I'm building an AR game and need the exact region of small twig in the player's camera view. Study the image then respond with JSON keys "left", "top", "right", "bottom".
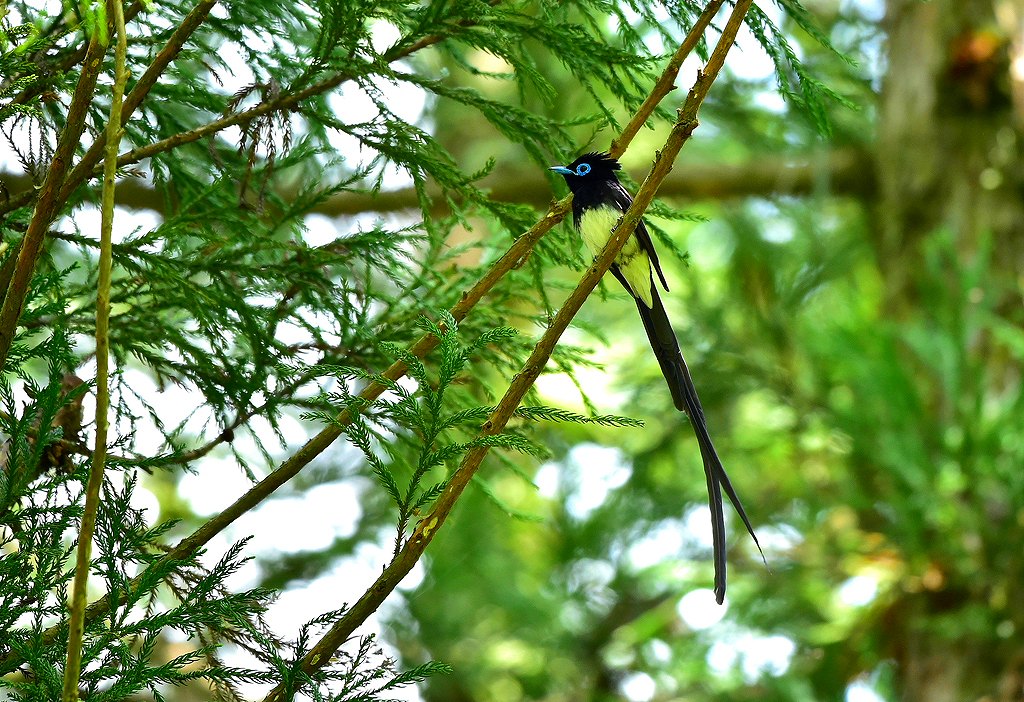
{"left": 0, "top": 0, "right": 218, "bottom": 372}
{"left": 110, "top": 1, "right": 503, "bottom": 172}
{"left": 61, "top": 0, "right": 128, "bottom": 698}
{"left": 261, "top": 0, "right": 754, "bottom": 696}
{"left": 0, "top": 0, "right": 220, "bottom": 220}
{"left": 4, "top": 1, "right": 146, "bottom": 109}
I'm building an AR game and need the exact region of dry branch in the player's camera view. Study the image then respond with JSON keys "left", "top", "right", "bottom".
{"left": 0, "top": 149, "right": 871, "bottom": 220}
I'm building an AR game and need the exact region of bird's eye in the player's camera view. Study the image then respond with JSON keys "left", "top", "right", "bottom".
{"left": 575, "top": 163, "right": 591, "bottom": 176}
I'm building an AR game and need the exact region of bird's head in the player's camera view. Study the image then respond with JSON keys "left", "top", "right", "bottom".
{"left": 549, "top": 152, "right": 621, "bottom": 191}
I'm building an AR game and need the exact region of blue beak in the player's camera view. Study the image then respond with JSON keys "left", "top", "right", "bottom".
{"left": 549, "top": 166, "right": 574, "bottom": 175}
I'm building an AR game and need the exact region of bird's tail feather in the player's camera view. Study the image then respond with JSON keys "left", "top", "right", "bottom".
{"left": 634, "top": 287, "right": 764, "bottom": 604}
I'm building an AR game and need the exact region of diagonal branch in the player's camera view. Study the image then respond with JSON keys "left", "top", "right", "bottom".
{"left": 108, "top": 0, "right": 501, "bottom": 174}
{"left": 0, "top": 1, "right": 722, "bottom": 676}
{"left": 609, "top": 0, "right": 723, "bottom": 157}
{"left": 261, "top": 1, "right": 754, "bottom": 697}
{"left": 0, "top": 30, "right": 107, "bottom": 373}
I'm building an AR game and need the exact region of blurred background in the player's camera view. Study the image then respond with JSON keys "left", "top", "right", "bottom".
{"left": 4, "top": 0, "right": 1024, "bottom": 700}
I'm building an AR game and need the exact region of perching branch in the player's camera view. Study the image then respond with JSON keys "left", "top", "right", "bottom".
{"left": 60, "top": 0, "right": 128, "bottom": 698}
{"left": 261, "top": 0, "right": 755, "bottom": 696}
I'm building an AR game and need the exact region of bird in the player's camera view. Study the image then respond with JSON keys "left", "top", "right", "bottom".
{"left": 550, "top": 151, "right": 761, "bottom": 604}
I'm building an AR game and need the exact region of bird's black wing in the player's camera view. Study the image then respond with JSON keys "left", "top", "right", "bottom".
{"left": 608, "top": 181, "right": 670, "bottom": 292}
{"left": 608, "top": 267, "right": 763, "bottom": 604}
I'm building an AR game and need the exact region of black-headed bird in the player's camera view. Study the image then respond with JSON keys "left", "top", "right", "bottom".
{"left": 550, "top": 152, "right": 761, "bottom": 604}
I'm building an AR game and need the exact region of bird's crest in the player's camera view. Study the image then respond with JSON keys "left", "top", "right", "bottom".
{"left": 568, "top": 151, "right": 621, "bottom": 173}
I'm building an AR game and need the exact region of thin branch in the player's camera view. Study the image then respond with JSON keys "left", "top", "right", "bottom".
{"left": 108, "top": 14, "right": 491, "bottom": 169}
{"left": 0, "top": 0, "right": 217, "bottom": 369}
{"left": 61, "top": 0, "right": 128, "bottom": 697}
{"left": 0, "top": 1, "right": 716, "bottom": 675}
{"left": 0, "top": 29, "right": 107, "bottom": 373}
{"left": 261, "top": 3, "right": 756, "bottom": 694}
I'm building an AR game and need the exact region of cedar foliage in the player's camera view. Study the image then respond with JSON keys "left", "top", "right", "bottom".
{"left": 0, "top": 1, "right": 838, "bottom": 700}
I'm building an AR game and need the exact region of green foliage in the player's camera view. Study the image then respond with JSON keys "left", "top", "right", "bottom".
{"left": 745, "top": 3, "right": 853, "bottom": 135}
{"left": 280, "top": 627, "right": 453, "bottom": 702}
{"left": 1, "top": 444, "right": 452, "bottom": 700}
{"left": 307, "top": 312, "right": 640, "bottom": 554}
{"left": 0, "top": 462, "right": 272, "bottom": 698}
{"left": 0, "top": 0, "right": 877, "bottom": 699}
{"left": 0, "top": 16, "right": 50, "bottom": 127}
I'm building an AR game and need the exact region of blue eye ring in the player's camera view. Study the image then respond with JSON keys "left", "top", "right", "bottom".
{"left": 575, "top": 163, "right": 591, "bottom": 176}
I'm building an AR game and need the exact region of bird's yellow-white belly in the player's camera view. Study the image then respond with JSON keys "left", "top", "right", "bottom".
{"left": 579, "top": 206, "right": 653, "bottom": 308}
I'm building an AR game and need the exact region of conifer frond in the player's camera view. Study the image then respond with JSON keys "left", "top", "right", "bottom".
{"left": 744, "top": 2, "right": 854, "bottom": 134}
{"left": 514, "top": 405, "right": 645, "bottom": 427}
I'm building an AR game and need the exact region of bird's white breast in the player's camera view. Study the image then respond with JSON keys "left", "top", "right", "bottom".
{"left": 579, "top": 205, "right": 654, "bottom": 308}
